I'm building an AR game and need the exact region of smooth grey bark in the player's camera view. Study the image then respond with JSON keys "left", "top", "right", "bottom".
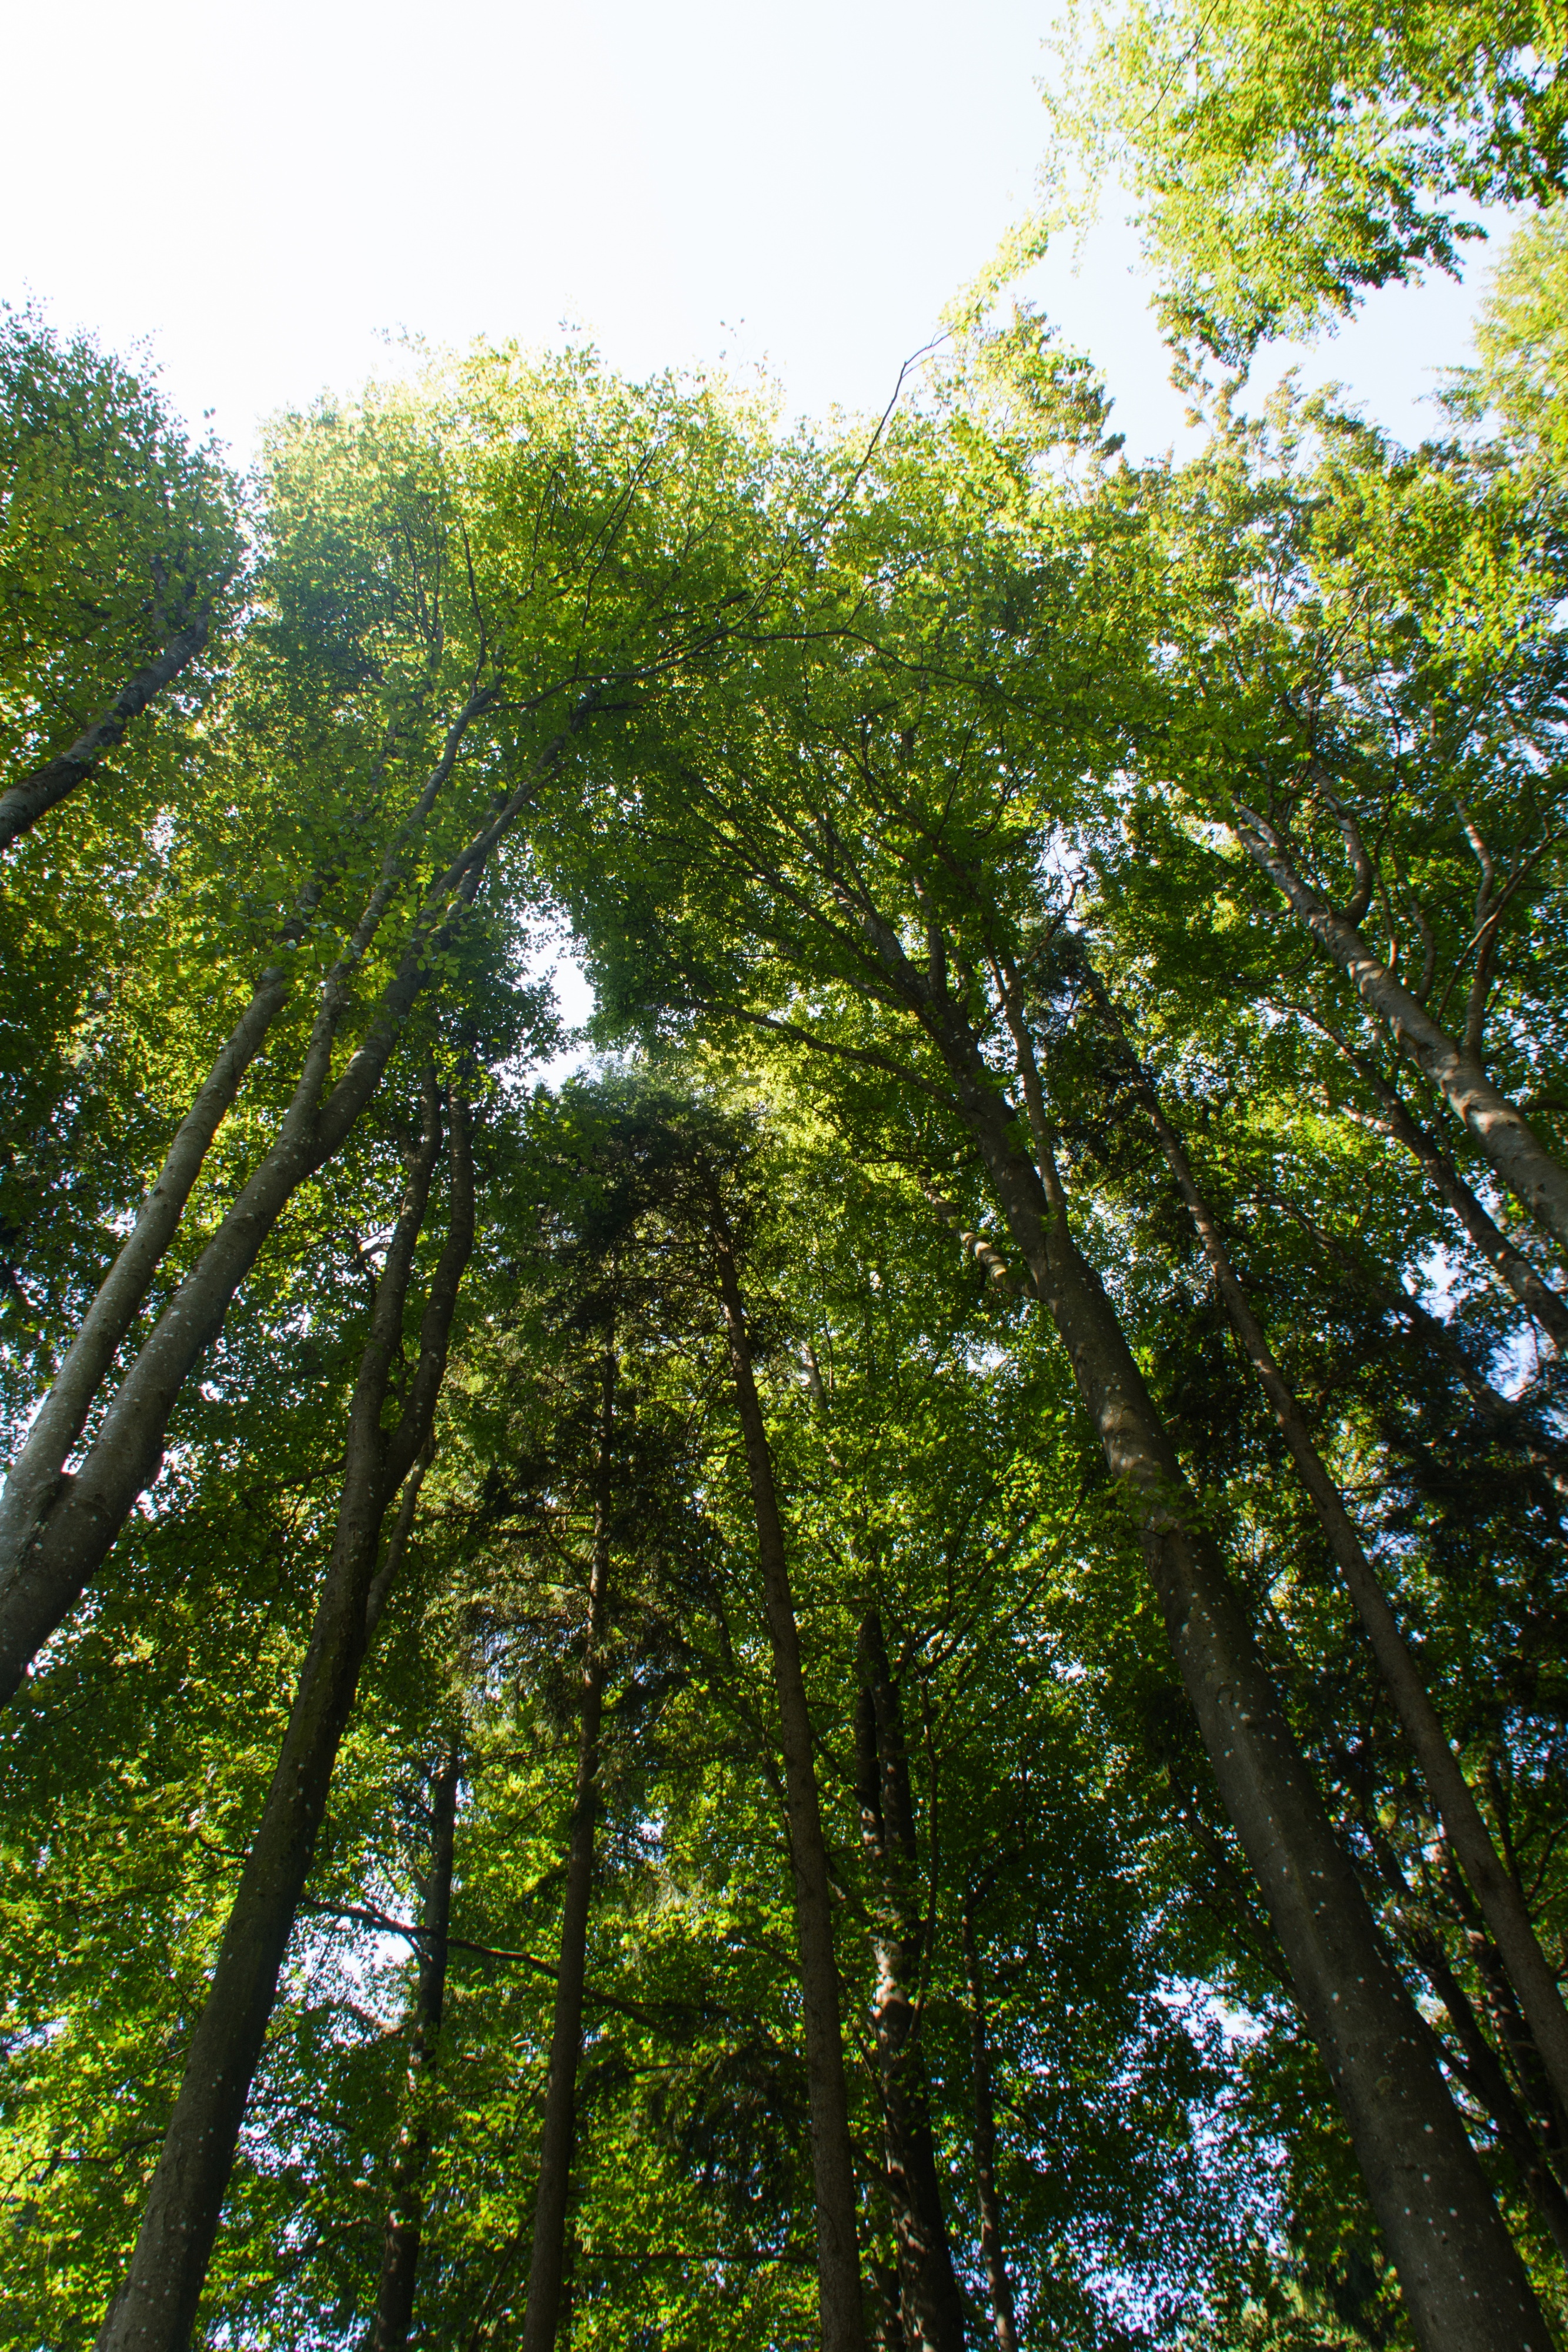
{"left": 366, "top": 1735, "right": 462, "bottom": 2352}
{"left": 958, "top": 1898, "right": 1019, "bottom": 2352}
{"left": 704, "top": 1180, "right": 867, "bottom": 2352}
{"left": 854, "top": 1611, "right": 966, "bottom": 2352}
{"left": 851, "top": 906, "right": 1549, "bottom": 2351}
{"left": 1086, "top": 973, "right": 1568, "bottom": 2136}
{"left": 95, "top": 1086, "right": 474, "bottom": 2352}
{"left": 520, "top": 1343, "right": 616, "bottom": 2352}
{"left": 0, "top": 885, "right": 322, "bottom": 1592}
{"left": 0, "top": 613, "right": 211, "bottom": 850}
{"left": 0, "top": 703, "right": 566, "bottom": 1709}
{"left": 1232, "top": 802, "right": 1568, "bottom": 1258}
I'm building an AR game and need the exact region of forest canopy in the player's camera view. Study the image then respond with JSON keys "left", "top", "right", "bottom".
{"left": 6, "top": 16, "right": 1568, "bottom": 2351}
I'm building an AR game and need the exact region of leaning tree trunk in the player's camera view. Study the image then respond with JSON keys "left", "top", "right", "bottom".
{"left": 0, "top": 704, "right": 573, "bottom": 1710}
{"left": 0, "top": 879, "right": 325, "bottom": 1591}
{"left": 855, "top": 1610, "right": 967, "bottom": 2352}
{"left": 520, "top": 1340, "right": 617, "bottom": 2352}
{"left": 1085, "top": 970, "right": 1568, "bottom": 2136}
{"left": 704, "top": 1177, "right": 867, "bottom": 2352}
{"left": 0, "top": 610, "right": 212, "bottom": 849}
{"left": 367, "top": 1734, "right": 463, "bottom": 2352}
{"left": 1335, "top": 1045, "right": 1568, "bottom": 1351}
{"left": 851, "top": 904, "right": 1551, "bottom": 2352}
{"left": 959, "top": 1898, "right": 1019, "bottom": 2352}
{"left": 1232, "top": 802, "right": 1568, "bottom": 1259}
{"left": 95, "top": 1085, "right": 474, "bottom": 2352}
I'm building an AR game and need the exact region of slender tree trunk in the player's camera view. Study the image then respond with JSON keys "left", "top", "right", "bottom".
{"left": 1087, "top": 975, "right": 1568, "bottom": 2136}
{"left": 851, "top": 907, "right": 1551, "bottom": 2351}
{"left": 367, "top": 1735, "right": 462, "bottom": 2352}
{"left": 959, "top": 1900, "right": 1019, "bottom": 2352}
{"left": 1403, "top": 1915, "right": 1568, "bottom": 2266}
{"left": 95, "top": 1087, "right": 474, "bottom": 2352}
{"left": 704, "top": 1182, "right": 867, "bottom": 2352}
{"left": 520, "top": 1341, "right": 617, "bottom": 2352}
{"left": 0, "top": 700, "right": 570, "bottom": 1709}
{"left": 855, "top": 1611, "right": 965, "bottom": 2352}
{"left": 1338, "top": 1049, "right": 1568, "bottom": 1350}
{"left": 0, "top": 613, "right": 212, "bottom": 850}
{"left": 1232, "top": 803, "right": 1568, "bottom": 1257}
{"left": 0, "top": 886, "right": 322, "bottom": 1590}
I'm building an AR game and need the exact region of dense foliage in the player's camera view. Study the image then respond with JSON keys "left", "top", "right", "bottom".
{"left": 6, "top": 45, "right": 1568, "bottom": 2352}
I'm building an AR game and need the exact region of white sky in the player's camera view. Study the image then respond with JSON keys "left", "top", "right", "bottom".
{"left": 2, "top": 0, "right": 1520, "bottom": 469}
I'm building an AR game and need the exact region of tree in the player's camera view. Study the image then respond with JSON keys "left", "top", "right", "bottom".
{"left": 1042, "top": 0, "right": 1568, "bottom": 364}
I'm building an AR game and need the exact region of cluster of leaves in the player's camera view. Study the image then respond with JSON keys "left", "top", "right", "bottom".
{"left": 5, "top": 108, "right": 1568, "bottom": 2348}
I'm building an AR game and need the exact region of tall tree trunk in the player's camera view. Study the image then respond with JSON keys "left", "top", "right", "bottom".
{"left": 1086, "top": 972, "right": 1568, "bottom": 2135}
{"left": 1231, "top": 803, "right": 1568, "bottom": 1258}
{"left": 520, "top": 1341, "right": 617, "bottom": 2352}
{"left": 703, "top": 1177, "right": 867, "bottom": 2352}
{"left": 855, "top": 1610, "right": 966, "bottom": 2352}
{"left": 850, "top": 904, "right": 1551, "bottom": 2351}
{"left": 959, "top": 1899, "right": 1019, "bottom": 2352}
{"left": 0, "top": 883, "right": 323, "bottom": 1590}
{"left": 0, "top": 702, "right": 570, "bottom": 1709}
{"left": 1333, "top": 1045, "right": 1568, "bottom": 1350}
{"left": 367, "top": 1734, "right": 463, "bottom": 2352}
{"left": 0, "top": 612, "right": 212, "bottom": 849}
{"left": 95, "top": 1085, "right": 474, "bottom": 2352}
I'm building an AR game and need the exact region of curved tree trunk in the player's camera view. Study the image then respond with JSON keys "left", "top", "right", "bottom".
{"left": 855, "top": 1611, "right": 966, "bottom": 2352}
{"left": 520, "top": 1341, "right": 617, "bottom": 2352}
{"left": 705, "top": 1178, "right": 867, "bottom": 2352}
{"left": 849, "top": 903, "right": 1552, "bottom": 2351}
{"left": 1232, "top": 804, "right": 1568, "bottom": 1258}
{"left": 0, "top": 613, "right": 211, "bottom": 850}
{"left": 367, "top": 1735, "right": 463, "bottom": 2352}
{"left": 95, "top": 1088, "right": 474, "bottom": 2352}
{"left": 0, "top": 700, "right": 573, "bottom": 1709}
{"left": 1335, "top": 1048, "right": 1568, "bottom": 1351}
{"left": 0, "top": 884, "right": 323, "bottom": 1591}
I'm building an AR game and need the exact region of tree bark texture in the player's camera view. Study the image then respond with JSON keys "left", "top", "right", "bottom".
{"left": 366, "top": 1735, "right": 462, "bottom": 2352}
{"left": 706, "top": 1187, "right": 867, "bottom": 2352}
{"left": 520, "top": 1342, "right": 617, "bottom": 2352}
{"left": 0, "top": 886, "right": 323, "bottom": 1593}
{"left": 1091, "top": 979, "right": 1568, "bottom": 2135}
{"left": 959, "top": 1900, "right": 1019, "bottom": 2352}
{"left": 0, "top": 613, "right": 211, "bottom": 850}
{"left": 854, "top": 1611, "right": 967, "bottom": 2352}
{"left": 1232, "top": 804, "right": 1568, "bottom": 1259}
{"left": 0, "top": 692, "right": 558, "bottom": 1708}
{"left": 95, "top": 1087, "right": 474, "bottom": 2352}
{"left": 855, "top": 909, "right": 1550, "bottom": 2352}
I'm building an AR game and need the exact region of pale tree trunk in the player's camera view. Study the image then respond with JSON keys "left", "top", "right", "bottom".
{"left": 0, "top": 706, "right": 570, "bottom": 1709}
{"left": 95, "top": 1084, "right": 474, "bottom": 2352}
{"left": 520, "top": 1341, "right": 617, "bottom": 2352}
{"left": 0, "top": 881, "right": 323, "bottom": 1591}
{"left": 1084, "top": 970, "right": 1568, "bottom": 2137}
{"left": 847, "top": 902, "right": 1551, "bottom": 2352}
{"left": 854, "top": 1610, "right": 966, "bottom": 2352}
{"left": 0, "top": 612, "right": 212, "bottom": 849}
{"left": 958, "top": 1899, "right": 1019, "bottom": 2352}
{"left": 704, "top": 1178, "right": 867, "bottom": 2352}
{"left": 366, "top": 1734, "right": 462, "bottom": 2352}
{"left": 1232, "top": 803, "right": 1568, "bottom": 1258}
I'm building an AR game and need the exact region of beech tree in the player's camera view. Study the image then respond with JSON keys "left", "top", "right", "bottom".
{"left": 8, "top": 203, "right": 1568, "bottom": 2352}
